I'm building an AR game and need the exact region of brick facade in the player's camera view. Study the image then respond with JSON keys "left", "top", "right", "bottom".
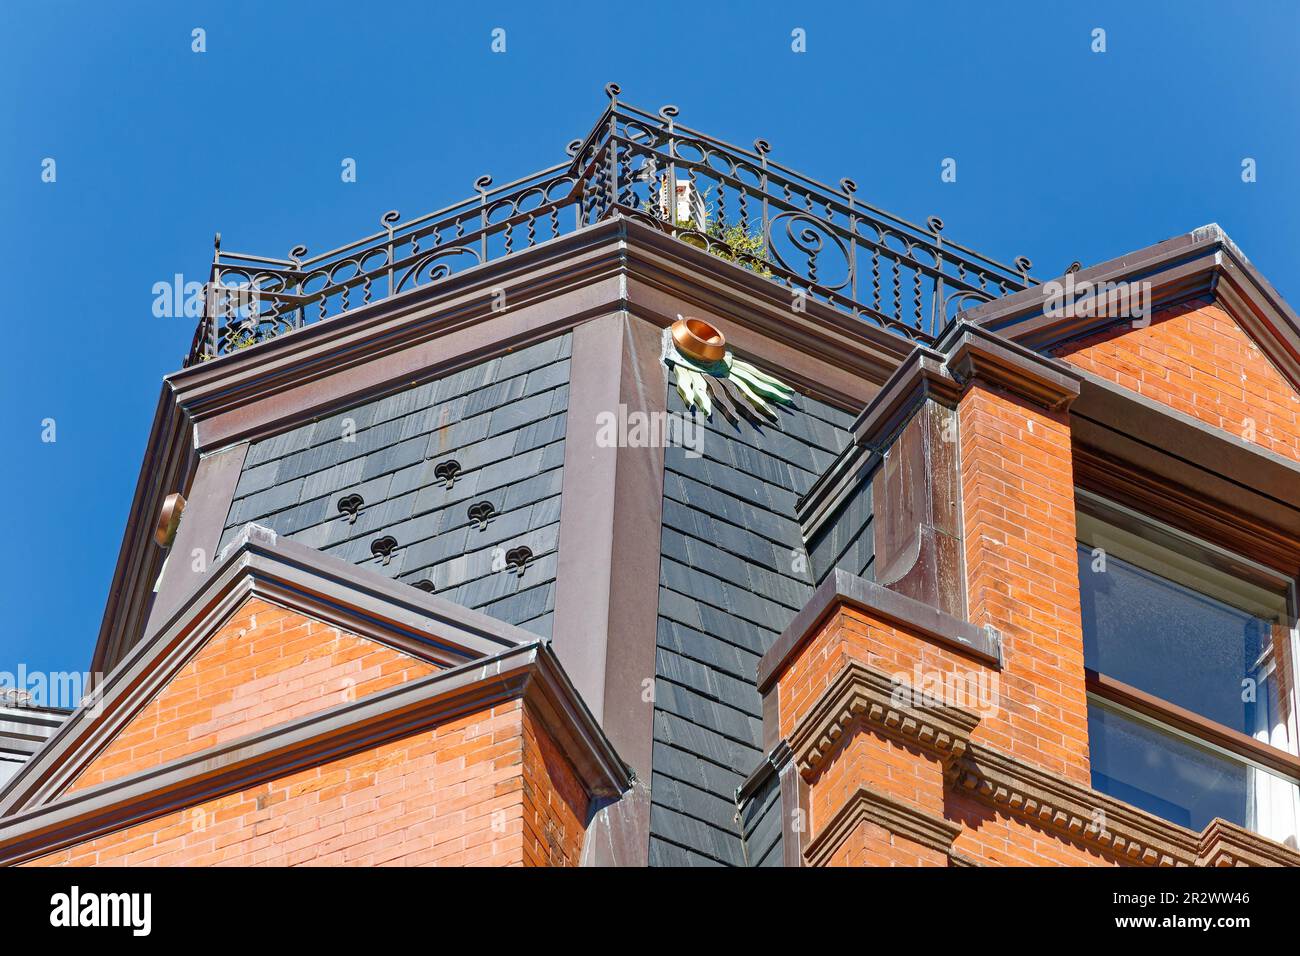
{"left": 3, "top": 584, "right": 613, "bottom": 867}
{"left": 26, "top": 701, "right": 585, "bottom": 867}
{"left": 1057, "top": 300, "right": 1300, "bottom": 464}
{"left": 760, "top": 307, "right": 1300, "bottom": 868}
{"left": 67, "top": 598, "right": 439, "bottom": 795}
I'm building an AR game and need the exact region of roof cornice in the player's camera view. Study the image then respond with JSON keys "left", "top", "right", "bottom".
{"left": 959, "top": 224, "right": 1300, "bottom": 386}
{"left": 91, "top": 214, "right": 934, "bottom": 679}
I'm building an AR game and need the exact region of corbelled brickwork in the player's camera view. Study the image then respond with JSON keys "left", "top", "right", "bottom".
{"left": 1057, "top": 300, "right": 1300, "bottom": 463}
{"left": 67, "top": 598, "right": 439, "bottom": 794}
{"left": 26, "top": 702, "right": 588, "bottom": 867}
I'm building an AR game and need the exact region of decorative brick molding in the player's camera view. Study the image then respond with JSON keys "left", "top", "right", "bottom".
{"left": 789, "top": 659, "right": 981, "bottom": 778}
{"left": 804, "top": 785, "right": 962, "bottom": 867}
{"left": 1197, "top": 819, "right": 1300, "bottom": 868}
{"left": 948, "top": 743, "right": 1200, "bottom": 867}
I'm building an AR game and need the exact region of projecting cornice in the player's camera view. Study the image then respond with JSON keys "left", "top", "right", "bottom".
{"left": 788, "top": 658, "right": 982, "bottom": 779}
{"left": 797, "top": 321, "right": 1080, "bottom": 537}
{"left": 803, "top": 785, "right": 962, "bottom": 866}
{"left": 949, "top": 743, "right": 1197, "bottom": 868}
{"left": 959, "top": 224, "right": 1300, "bottom": 391}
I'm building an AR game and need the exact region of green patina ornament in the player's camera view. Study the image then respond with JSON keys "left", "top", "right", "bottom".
{"left": 665, "top": 334, "right": 796, "bottom": 427}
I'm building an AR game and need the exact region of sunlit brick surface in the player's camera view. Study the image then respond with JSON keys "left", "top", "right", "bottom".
{"left": 66, "top": 598, "right": 439, "bottom": 795}
{"left": 27, "top": 702, "right": 588, "bottom": 867}
{"left": 1057, "top": 300, "right": 1300, "bottom": 463}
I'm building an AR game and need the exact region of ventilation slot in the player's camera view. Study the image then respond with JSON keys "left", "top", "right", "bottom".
{"left": 370, "top": 536, "right": 398, "bottom": 565}
{"left": 433, "top": 460, "right": 462, "bottom": 490}
{"left": 467, "top": 501, "right": 496, "bottom": 531}
{"left": 337, "top": 494, "right": 364, "bottom": 524}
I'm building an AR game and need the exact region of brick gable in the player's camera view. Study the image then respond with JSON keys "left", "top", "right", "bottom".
{"left": 1057, "top": 300, "right": 1300, "bottom": 463}
{"left": 66, "top": 597, "right": 439, "bottom": 796}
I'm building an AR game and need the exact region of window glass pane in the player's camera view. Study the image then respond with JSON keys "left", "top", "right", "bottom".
{"left": 1089, "top": 700, "right": 1300, "bottom": 848}
{"left": 1076, "top": 509, "right": 1295, "bottom": 748}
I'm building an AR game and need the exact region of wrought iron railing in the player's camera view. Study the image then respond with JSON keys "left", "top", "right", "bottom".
{"left": 187, "top": 85, "right": 1035, "bottom": 366}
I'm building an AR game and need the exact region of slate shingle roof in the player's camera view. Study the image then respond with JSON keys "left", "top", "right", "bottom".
{"left": 219, "top": 334, "right": 572, "bottom": 636}
{"left": 649, "top": 385, "right": 855, "bottom": 866}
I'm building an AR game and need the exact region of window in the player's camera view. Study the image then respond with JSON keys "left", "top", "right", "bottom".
{"left": 1077, "top": 491, "right": 1300, "bottom": 847}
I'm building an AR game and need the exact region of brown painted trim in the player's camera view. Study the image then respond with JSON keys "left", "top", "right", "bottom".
{"left": 870, "top": 400, "right": 967, "bottom": 619}
{"left": 1072, "top": 367, "right": 1300, "bottom": 512}
{"left": 0, "top": 525, "right": 539, "bottom": 817}
{"left": 0, "top": 641, "right": 630, "bottom": 866}
{"left": 938, "top": 321, "right": 1082, "bottom": 411}
{"left": 786, "top": 658, "right": 981, "bottom": 778}
{"left": 143, "top": 442, "right": 249, "bottom": 637}
{"left": 1086, "top": 669, "right": 1300, "bottom": 782}
{"left": 758, "top": 569, "right": 1000, "bottom": 694}
{"left": 800, "top": 320, "right": 1079, "bottom": 537}
{"left": 803, "top": 784, "right": 962, "bottom": 866}
{"left": 962, "top": 224, "right": 1300, "bottom": 394}
{"left": 550, "top": 314, "right": 624, "bottom": 725}
{"left": 782, "top": 754, "right": 810, "bottom": 868}
{"left": 958, "top": 226, "right": 1222, "bottom": 346}
{"left": 602, "top": 314, "right": 669, "bottom": 780}
{"left": 90, "top": 387, "right": 197, "bottom": 682}
{"left": 1073, "top": 444, "right": 1300, "bottom": 575}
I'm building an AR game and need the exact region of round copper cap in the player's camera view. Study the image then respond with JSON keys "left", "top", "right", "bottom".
{"left": 154, "top": 492, "right": 187, "bottom": 548}
{"left": 671, "top": 316, "right": 726, "bottom": 363}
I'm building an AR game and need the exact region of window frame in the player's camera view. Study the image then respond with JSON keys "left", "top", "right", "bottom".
{"left": 1075, "top": 488, "right": 1300, "bottom": 784}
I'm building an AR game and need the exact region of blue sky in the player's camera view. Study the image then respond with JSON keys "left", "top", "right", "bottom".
{"left": 2, "top": 0, "right": 1298, "bottom": 688}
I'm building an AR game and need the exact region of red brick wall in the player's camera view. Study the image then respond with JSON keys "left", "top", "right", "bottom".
{"left": 827, "top": 819, "right": 948, "bottom": 867}
{"left": 67, "top": 597, "right": 439, "bottom": 795}
{"left": 957, "top": 381, "right": 1090, "bottom": 783}
{"left": 26, "top": 701, "right": 590, "bottom": 867}
{"left": 1057, "top": 300, "right": 1300, "bottom": 463}
{"left": 25, "top": 597, "right": 594, "bottom": 866}
{"left": 945, "top": 791, "right": 1120, "bottom": 867}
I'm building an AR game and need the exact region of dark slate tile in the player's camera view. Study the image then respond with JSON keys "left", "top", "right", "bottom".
{"left": 233, "top": 460, "right": 280, "bottom": 498}
{"left": 653, "top": 775, "right": 743, "bottom": 833}
{"left": 245, "top": 421, "right": 317, "bottom": 467}
{"left": 433, "top": 358, "right": 502, "bottom": 403}
{"left": 462, "top": 374, "right": 530, "bottom": 418}
{"left": 523, "top": 360, "right": 570, "bottom": 396}
{"left": 519, "top": 612, "right": 554, "bottom": 640}
{"left": 648, "top": 837, "right": 726, "bottom": 868}
{"left": 652, "top": 709, "right": 761, "bottom": 775}
{"left": 512, "top": 413, "right": 567, "bottom": 455}
{"left": 501, "top": 468, "right": 563, "bottom": 511}
{"left": 655, "top": 680, "right": 761, "bottom": 748}
{"left": 296, "top": 458, "right": 366, "bottom": 505}
{"left": 497, "top": 336, "right": 566, "bottom": 379}
{"left": 360, "top": 435, "right": 426, "bottom": 481}
{"left": 656, "top": 618, "right": 758, "bottom": 684}
{"left": 485, "top": 387, "right": 566, "bottom": 438}
{"left": 478, "top": 580, "right": 554, "bottom": 623}
{"left": 655, "top": 648, "right": 759, "bottom": 712}
{"left": 650, "top": 738, "right": 747, "bottom": 797}
{"left": 648, "top": 804, "right": 745, "bottom": 867}
{"left": 228, "top": 477, "right": 305, "bottom": 524}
